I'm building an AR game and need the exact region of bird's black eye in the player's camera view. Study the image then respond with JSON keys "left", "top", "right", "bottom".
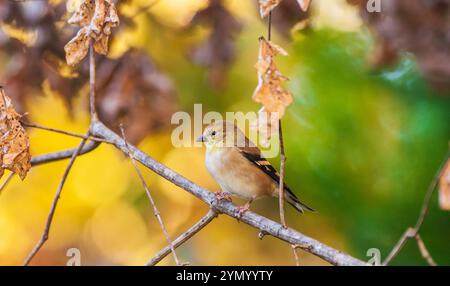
{"left": 211, "top": 131, "right": 216, "bottom": 136}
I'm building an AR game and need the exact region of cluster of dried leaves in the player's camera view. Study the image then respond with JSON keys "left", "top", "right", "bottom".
{"left": 349, "top": 0, "right": 450, "bottom": 91}
{"left": 252, "top": 0, "right": 311, "bottom": 145}
{"left": 0, "top": 88, "right": 31, "bottom": 180}
{"left": 0, "top": 1, "right": 177, "bottom": 143}
{"left": 64, "top": 0, "right": 119, "bottom": 66}
{"left": 252, "top": 37, "right": 292, "bottom": 145}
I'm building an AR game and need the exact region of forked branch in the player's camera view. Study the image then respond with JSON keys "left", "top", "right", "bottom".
{"left": 383, "top": 150, "right": 450, "bottom": 265}
{"left": 146, "top": 210, "right": 217, "bottom": 266}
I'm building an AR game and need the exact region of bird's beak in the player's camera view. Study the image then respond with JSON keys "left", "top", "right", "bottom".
{"left": 196, "top": 135, "right": 205, "bottom": 143}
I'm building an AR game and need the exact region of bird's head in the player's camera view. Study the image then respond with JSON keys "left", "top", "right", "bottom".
{"left": 197, "top": 120, "right": 246, "bottom": 149}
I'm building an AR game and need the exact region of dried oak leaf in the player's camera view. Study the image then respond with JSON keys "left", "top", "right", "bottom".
{"left": 258, "top": 0, "right": 282, "bottom": 18}
{"left": 296, "top": 0, "right": 311, "bottom": 11}
{"left": 64, "top": 0, "right": 119, "bottom": 66}
{"left": 258, "top": 0, "right": 311, "bottom": 18}
{"left": 439, "top": 157, "right": 450, "bottom": 211}
{"left": 0, "top": 88, "right": 31, "bottom": 180}
{"left": 252, "top": 37, "right": 292, "bottom": 145}
{"left": 252, "top": 107, "right": 280, "bottom": 147}
{"left": 253, "top": 37, "right": 292, "bottom": 117}
{"left": 255, "top": 0, "right": 311, "bottom": 39}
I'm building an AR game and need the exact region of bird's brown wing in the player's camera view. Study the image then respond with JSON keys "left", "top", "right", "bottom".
{"left": 237, "top": 146, "right": 281, "bottom": 184}
{"left": 237, "top": 144, "right": 315, "bottom": 213}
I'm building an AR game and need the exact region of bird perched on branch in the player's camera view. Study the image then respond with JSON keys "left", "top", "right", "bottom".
{"left": 197, "top": 120, "right": 314, "bottom": 216}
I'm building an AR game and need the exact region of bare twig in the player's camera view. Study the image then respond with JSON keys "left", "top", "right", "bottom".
{"left": 0, "top": 172, "right": 15, "bottom": 196}
{"left": 267, "top": 9, "right": 298, "bottom": 266}
{"left": 291, "top": 244, "right": 301, "bottom": 266}
{"left": 415, "top": 234, "right": 437, "bottom": 266}
{"left": 22, "top": 122, "right": 111, "bottom": 143}
{"left": 146, "top": 210, "right": 217, "bottom": 266}
{"left": 23, "top": 135, "right": 89, "bottom": 266}
{"left": 120, "top": 125, "right": 180, "bottom": 266}
{"left": 278, "top": 120, "right": 287, "bottom": 227}
{"left": 92, "top": 121, "right": 367, "bottom": 266}
{"left": 30, "top": 141, "right": 100, "bottom": 166}
{"left": 89, "top": 39, "right": 98, "bottom": 122}
{"left": 383, "top": 151, "right": 450, "bottom": 265}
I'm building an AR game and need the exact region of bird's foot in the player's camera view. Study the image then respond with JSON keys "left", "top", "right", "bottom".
{"left": 215, "top": 191, "right": 232, "bottom": 202}
{"left": 236, "top": 202, "right": 251, "bottom": 219}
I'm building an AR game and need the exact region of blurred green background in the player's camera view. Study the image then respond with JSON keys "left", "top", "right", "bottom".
{"left": 0, "top": 0, "right": 449, "bottom": 265}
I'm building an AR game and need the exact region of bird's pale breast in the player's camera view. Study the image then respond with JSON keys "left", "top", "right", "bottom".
{"left": 205, "top": 147, "right": 275, "bottom": 199}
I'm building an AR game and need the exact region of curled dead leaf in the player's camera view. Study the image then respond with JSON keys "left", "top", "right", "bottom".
{"left": 252, "top": 37, "right": 292, "bottom": 144}
{"left": 253, "top": 37, "right": 292, "bottom": 117}
{"left": 64, "top": 0, "right": 119, "bottom": 66}
{"left": 0, "top": 88, "right": 31, "bottom": 180}
{"left": 296, "top": 0, "right": 311, "bottom": 12}
{"left": 258, "top": 0, "right": 310, "bottom": 18}
{"left": 439, "top": 157, "right": 450, "bottom": 211}
{"left": 258, "top": 0, "right": 282, "bottom": 18}
{"left": 252, "top": 107, "right": 280, "bottom": 148}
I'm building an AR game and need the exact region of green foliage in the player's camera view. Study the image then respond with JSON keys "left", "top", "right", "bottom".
{"left": 284, "top": 29, "right": 450, "bottom": 265}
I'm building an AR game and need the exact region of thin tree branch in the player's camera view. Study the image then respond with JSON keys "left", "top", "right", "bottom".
{"left": 0, "top": 172, "right": 15, "bottom": 196}
{"left": 89, "top": 39, "right": 98, "bottom": 122}
{"left": 30, "top": 141, "right": 100, "bottom": 166}
{"left": 22, "top": 122, "right": 111, "bottom": 143}
{"left": 291, "top": 244, "right": 301, "bottom": 266}
{"left": 383, "top": 150, "right": 450, "bottom": 265}
{"left": 267, "top": 9, "right": 298, "bottom": 266}
{"left": 120, "top": 125, "right": 180, "bottom": 266}
{"left": 92, "top": 121, "right": 367, "bottom": 266}
{"left": 415, "top": 234, "right": 437, "bottom": 266}
{"left": 383, "top": 227, "right": 414, "bottom": 266}
{"left": 278, "top": 120, "right": 287, "bottom": 227}
{"left": 23, "top": 135, "right": 89, "bottom": 266}
{"left": 146, "top": 210, "right": 217, "bottom": 266}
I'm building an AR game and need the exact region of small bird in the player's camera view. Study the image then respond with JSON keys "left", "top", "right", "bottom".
{"left": 197, "top": 120, "right": 314, "bottom": 215}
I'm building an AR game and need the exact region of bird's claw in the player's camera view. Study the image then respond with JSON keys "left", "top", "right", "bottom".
{"left": 236, "top": 203, "right": 250, "bottom": 219}
{"left": 215, "top": 191, "right": 232, "bottom": 202}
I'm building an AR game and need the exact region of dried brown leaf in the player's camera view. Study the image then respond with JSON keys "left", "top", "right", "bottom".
{"left": 253, "top": 37, "right": 292, "bottom": 117}
{"left": 252, "top": 37, "right": 292, "bottom": 144}
{"left": 252, "top": 107, "right": 280, "bottom": 147}
{"left": 439, "top": 158, "right": 450, "bottom": 211}
{"left": 64, "top": 0, "right": 119, "bottom": 66}
{"left": 0, "top": 88, "right": 31, "bottom": 180}
{"left": 296, "top": 0, "right": 311, "bottom": 12}
{"left": 64, "top": 28, "right": 91, "bottom": 66}
{"left": 258, "top": 0, "right": 282, "bottom": 18}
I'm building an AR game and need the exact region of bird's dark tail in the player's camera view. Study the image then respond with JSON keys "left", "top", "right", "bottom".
{"left": 283, "top": 186, "right": 315, "bottom": 214}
